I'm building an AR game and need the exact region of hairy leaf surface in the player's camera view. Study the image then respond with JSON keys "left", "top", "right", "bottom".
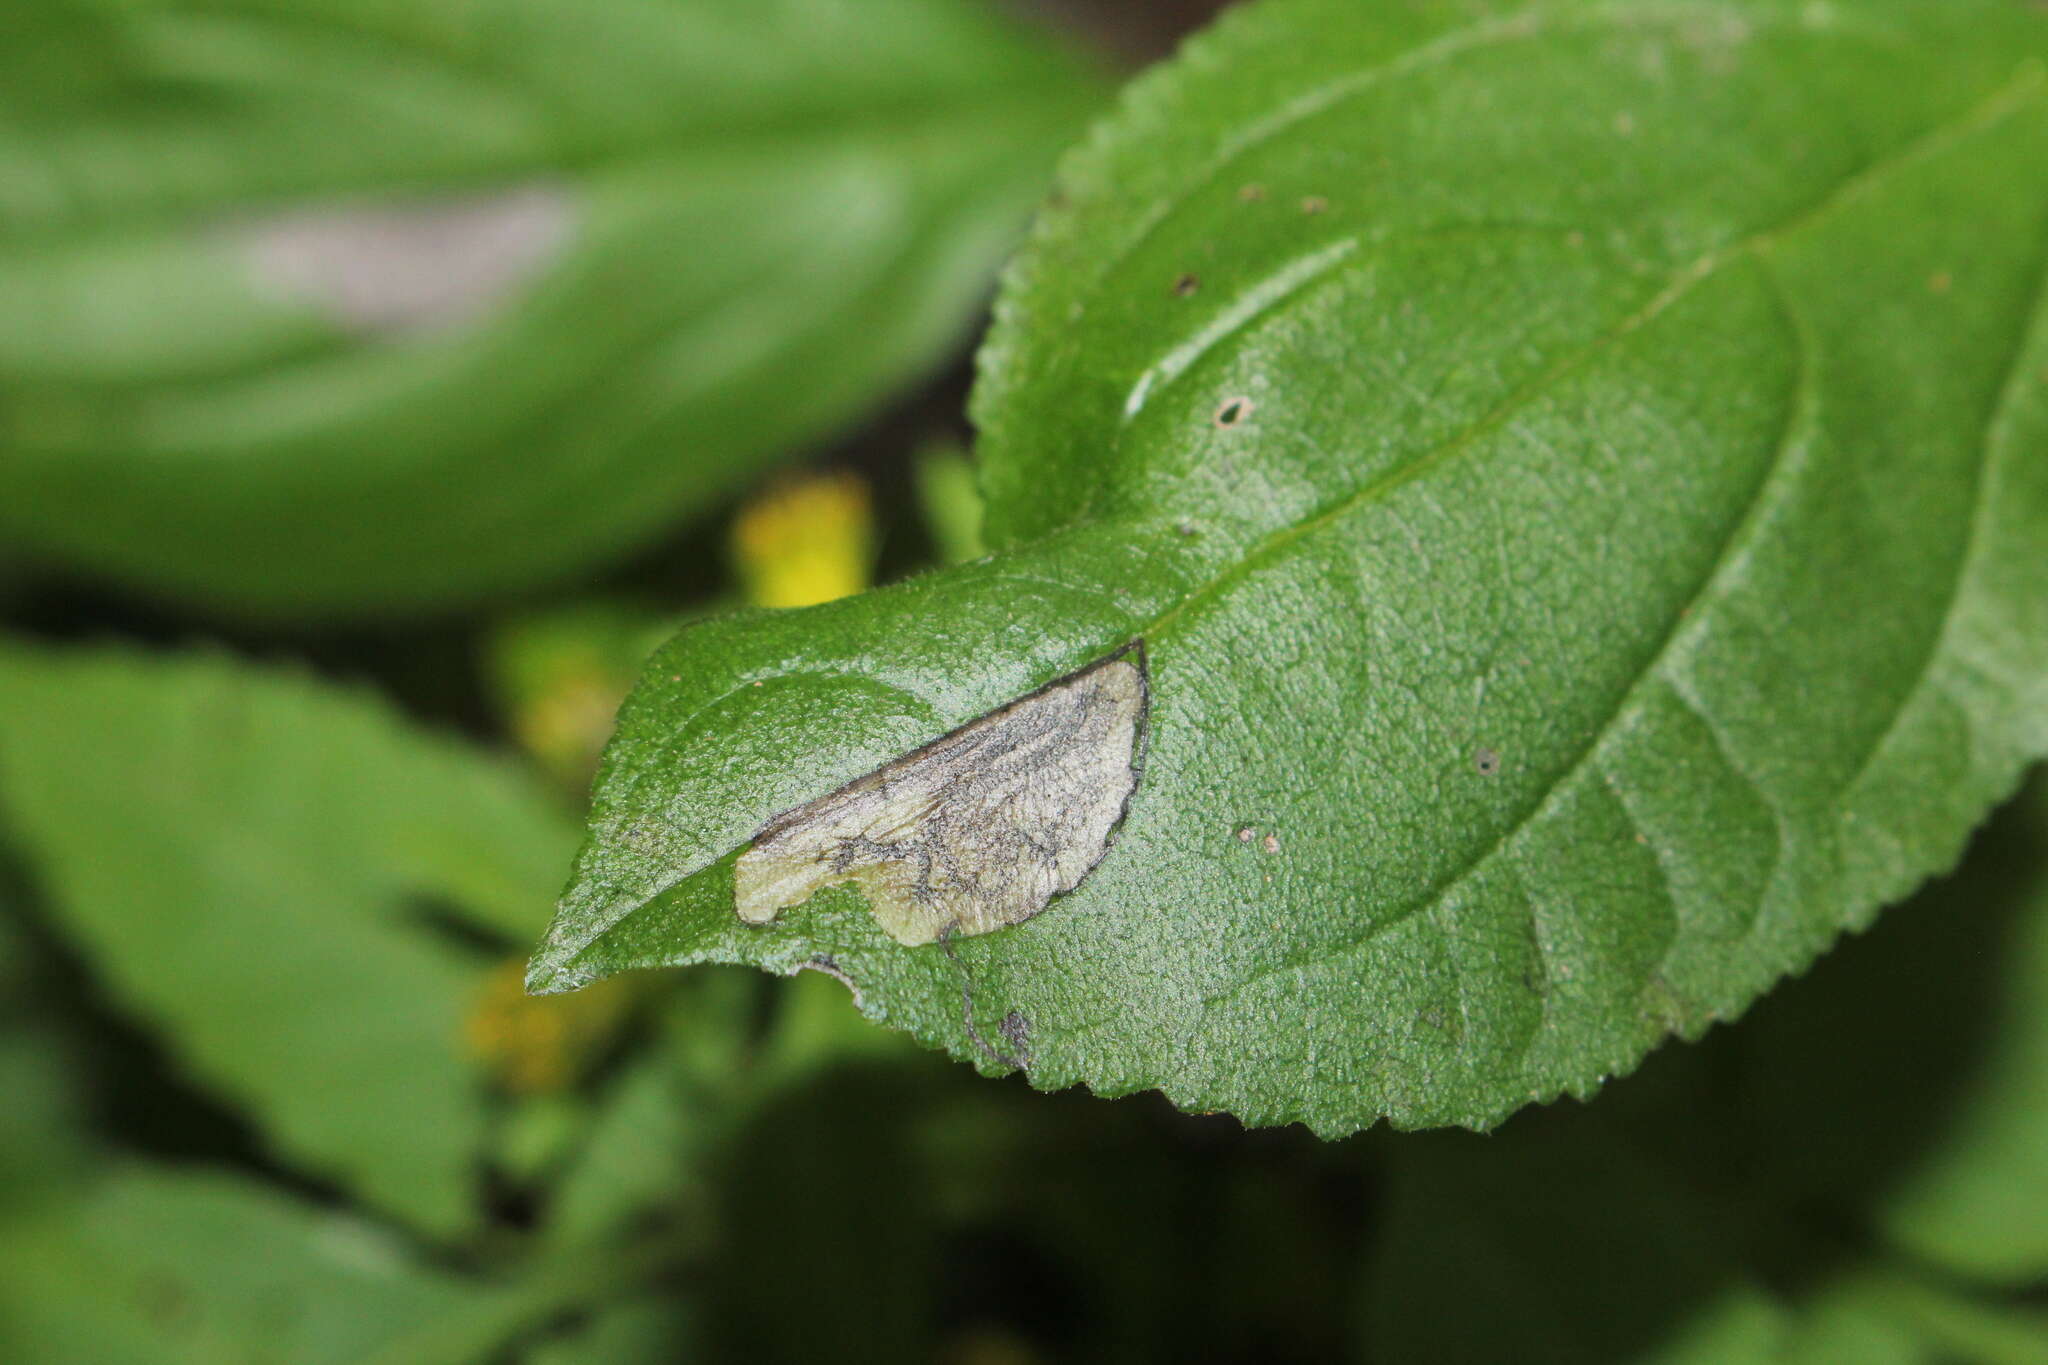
{"left": 532, "top": 0, "right": 2048, "bottom": 1132}
{"left": 0, "top": 0, "right": 1097, "bottom": 615}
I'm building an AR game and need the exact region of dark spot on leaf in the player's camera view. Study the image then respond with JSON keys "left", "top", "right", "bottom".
{"left": 1000, "top": 1010, "right": 1032, "bottom": 1062}
{"left": 1172, "top": 272, "right": 1200, "bottom": 297}
{"left": 1213, "top": 396, "right": 1254, "bottom": 428}
{"left": 1474, "top": 747, "right": 1501, "bottom": 776}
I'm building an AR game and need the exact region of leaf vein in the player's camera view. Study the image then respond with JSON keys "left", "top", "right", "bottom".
{"left": 1838, "top": 227, "right": 2048, "bottom": 803}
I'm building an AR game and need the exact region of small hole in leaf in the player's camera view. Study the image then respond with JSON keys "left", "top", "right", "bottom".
{"left": 1213, "top": 397, "right": 1253, "bottom": 428}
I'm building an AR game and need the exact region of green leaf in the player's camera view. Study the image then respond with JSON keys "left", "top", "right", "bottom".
{"left": 0, "top": 1165, "right": 483, "bottom": 1365}
{"left": 540, "top": 970, "right": 754, "bottom": 1249}
{"left": 1364, "top": 1114, "right": 2048, "bottom": 1365}
{"left": 1735, "top": 774, "right": 2048, "bottom": 1288}
{"left": 914, "top": 440, "right": 989, "bottom": 567}
{"left": 0, "top": 0, "right": 1100, "bottom": 617}
{"left": 1365, "top": 1116, "right": 1788, "bottom": 1364}
{"left": 1872, "top": 783, "right": 2048, "bottom": 1286}
{"left": 0, "top": 642, "right": 578, "bottom": 1235}
{"left": 531, "top": 0, "right": 2048, "bottom": 1133}
{"left": 486, "top": 599, "right": 681, "bottom": 792}
{"left": 524, "top": 1297, "right": 701, "bottom": 1365}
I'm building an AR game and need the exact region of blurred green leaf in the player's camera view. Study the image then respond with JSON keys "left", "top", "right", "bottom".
{"left": 1868, "top": 789, "right": 2048, "bottom": 1286}
{"left": 914, "top": 441, "right": 988, "bottom": 566}
{"left": 0, "top": 1165, "right": 483, "bottom": 1365}
{"left": 525, "top": 1296, "right": 701, "bottom": 1365}
{"left": 543, "top": 965, "right": 908, "bottom": 1252}
{"left": 0, "top": 642, "right": 577, "bottom": 1235}
{"left": 1781, "top": 1273, "right": 2048, "bottom": 1365}
{"left": 1364, "top": 1095, "right": 2048, "bottom": 1365}
{"left": 541, "top": 970, "right": 755, "bottom": 1249}
{"left": 0, "top": 907, "right": 97, "bottom": 1214}
{"left": 488, "top": 600, "right": 680, "bottom": 793}
{"left": 1735, "top": 776, "right": 2048, "bottom": 1288}
{"left": 530, "top": 0, "right": 2048, "bottom": 1135}
{"left": 0, "top": 0, "right": 1101, "bottom": 617}
{"left": 1365, "top": 1117, "right": 1789, "bottom": 1364}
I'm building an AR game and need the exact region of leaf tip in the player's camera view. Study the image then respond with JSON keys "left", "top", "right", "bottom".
{"left": 521, "top": 934, "right": 595, "bottom": 996}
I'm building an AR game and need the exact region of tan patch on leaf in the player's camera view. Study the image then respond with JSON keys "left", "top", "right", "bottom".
{"left": 734, "top": 654, "right": 1146, "bottom": 945}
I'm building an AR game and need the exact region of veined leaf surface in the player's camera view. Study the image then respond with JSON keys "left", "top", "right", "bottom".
{"left": 531, "top": 0, "right": 2048, "bottom": 1132}
{"left": 0, "top": 643, "right": 577, "bottom": 1232}
{"left": 0, "top": 0, "right": 1098, "bottom": 616}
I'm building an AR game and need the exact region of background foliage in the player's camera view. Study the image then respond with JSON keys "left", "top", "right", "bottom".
{"left": 1, "top": 1, "right": 2044, "bottom": 1362}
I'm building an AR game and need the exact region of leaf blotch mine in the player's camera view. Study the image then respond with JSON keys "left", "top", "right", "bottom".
{"left": 232, "top": 183, "right": 574, "bottom": 335}
{"left": 733, "top": 652, "right": 1147, "bottom": 946}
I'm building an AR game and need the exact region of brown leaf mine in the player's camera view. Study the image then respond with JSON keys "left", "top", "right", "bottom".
{"left": 734, "top": 653, "right": 1146, "bottom": 946}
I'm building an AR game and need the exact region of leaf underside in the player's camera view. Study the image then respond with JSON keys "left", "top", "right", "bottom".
{"left": 532, "top": 0, "right": 2048, "bottom": 1133}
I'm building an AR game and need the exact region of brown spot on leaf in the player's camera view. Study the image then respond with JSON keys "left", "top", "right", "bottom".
{"left": 1213, "top": 396, "right": 1254, "bottom": 428}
